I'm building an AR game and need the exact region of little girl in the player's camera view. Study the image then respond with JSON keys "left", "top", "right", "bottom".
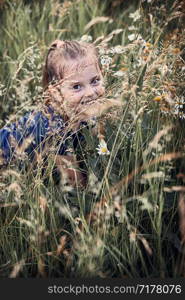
{"left": 0, "top": 39, "right": 120, "bottom": 186}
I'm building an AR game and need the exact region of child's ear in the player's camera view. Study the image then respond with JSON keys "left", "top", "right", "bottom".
{"left": 49, "top": 40, "right": 65, "bottom": 50}
{"left": 42, "top": 63, "right": 49, "bottom": 90}
{"left": 42, "top": 40, "right": 65, "bottom": 89}
{"left": 42, "top": 64, "right": 55, "bottom": 90}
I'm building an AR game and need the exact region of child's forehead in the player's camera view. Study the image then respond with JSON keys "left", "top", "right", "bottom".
{"left": 63, "top": 55, "right": 100, "bottom": 77}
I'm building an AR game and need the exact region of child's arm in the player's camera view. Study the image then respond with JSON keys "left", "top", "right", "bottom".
{"left": 0, "top": 111, "right": 47, "bottom": 168}
{"left": 0, "top": 117, "right": 29, "bottom": 167}
{"left": 0, "top": 128, "right": 11, "bottom": 167}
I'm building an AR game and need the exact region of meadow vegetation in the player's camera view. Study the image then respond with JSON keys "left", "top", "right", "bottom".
{"left": 0, "top": 0, "right": 185, "bottom": 277}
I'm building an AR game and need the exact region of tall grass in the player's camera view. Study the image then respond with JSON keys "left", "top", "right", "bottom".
{"left": 0, "top": 0, "right": 185, "bottom": 277}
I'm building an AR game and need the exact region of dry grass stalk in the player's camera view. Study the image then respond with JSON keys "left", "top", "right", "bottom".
{"left": 38, "top": 257, "right": 47, "bottom": 277}
{"left": 99, "top": 152, "right": 184, "bottom": 206}
{"left": 84, "top": 16, "right": 112, "bottom": 31}
{"left": 9, "top": 259, "right": 25, "bottom": 278}
{"left": 177, "top": 192, "right": 185, "bottom": 276}
{"left": 164, "top": 186, "right": 185, "bottom": 192}
{"left": 16, "top": 217, "right": 33, "bottom": 228}
{"left": 178, "top": 192, "right": 185, "bottom": 245}
{"left": 38, "top": 196, "right": 48, "bottom": 213}
{"left": 87, "top": 152, "right": 184, "bottom": 223}
{"left": 0, "top": 201, "right": 25, "bottom": 208}
{"left": 148, "top": 126, "right": 173, "bottom": 150}
{"left": 2, "top": 169, "right": 21, "bottom": 179}
{"left": 139, "top": 236, "right": 153, "bottom": 256}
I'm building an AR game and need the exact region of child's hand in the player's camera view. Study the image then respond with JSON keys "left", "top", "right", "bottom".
{"left": 54, "top": 154, "right": 86, "bottom": 188}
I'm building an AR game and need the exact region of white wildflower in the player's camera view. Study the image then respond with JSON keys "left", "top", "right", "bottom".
{"left": 80, "top": 35, "right": 93, "bottom": 43}
{"left": 128, "top": 33, "right": 136, "bottom": 41}
{"left": 129, "top": 10, "right": 141, "bottom": 22}
{"left": 128, "top": 25, "right": 136, "bottom": 31}
{"left": 133, "top": 34, "right": 145, "bottom": 44}
{"left": 114, "top": 45, "right": 125, "bottom": 54}
{"left": 137, "top": 35, "right": 145, "bottom": 42}
{"left": 172, "top": 97, "right": 185, "bottom": 119}
{"left": 100, "top": 55, "right": 112, "bottom": 66}
{"left": 159, "top": 65, "right": 168, "bottom": 77}
{"left": 114, "top": 70, "right": 125, "bottom": 77}
{"left": 96, "top": 139, "right": 110, "bottom": 155}
{"left": 107, "top": 48, "right": 116, "bottom": 54}
{"left": 137, "top": 58, "right": 145, "bottom": 66}
{"left": 98, "top": 48, "right": 106, "bottom": 55}
{"left": 179, "top": 114, "right": 185, "bottom": 119}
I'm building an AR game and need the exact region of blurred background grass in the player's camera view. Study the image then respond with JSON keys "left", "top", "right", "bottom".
{"left": 0, "top": 0, "right": 185, "bottom": 278}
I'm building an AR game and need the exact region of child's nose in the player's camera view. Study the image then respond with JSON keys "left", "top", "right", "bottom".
{"left": 84, "top": 85, "right": 94, "bottom": 98}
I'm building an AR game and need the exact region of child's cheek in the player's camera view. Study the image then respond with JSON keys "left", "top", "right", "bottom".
{"left": 63, "top": 95, "right": 80, "bottom": 112}
{"left": 69, "top": 93, "right": 81, "bottom": 105}
{"left": 98, "top": 85, "right": 105, "bottom": 97}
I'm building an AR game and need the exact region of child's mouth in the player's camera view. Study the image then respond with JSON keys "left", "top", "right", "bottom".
{"left": 81, "top": 99, "right": 96, "bottom": 105}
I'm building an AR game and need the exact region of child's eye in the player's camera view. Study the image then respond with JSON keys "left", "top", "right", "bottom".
{"left": 91, "top": 77, "right": 100, "bottom": 85}
{"left": 72, "top": 84, "right": 81, "bottom": 90}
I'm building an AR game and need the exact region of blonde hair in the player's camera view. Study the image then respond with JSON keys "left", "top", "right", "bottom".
{"left": 42, "top": 39, "right": 99, "bottom": 89}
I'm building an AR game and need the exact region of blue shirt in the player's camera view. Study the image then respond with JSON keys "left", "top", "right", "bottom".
{"left": 0, "top": 105, "right": 78, "bottom": 167}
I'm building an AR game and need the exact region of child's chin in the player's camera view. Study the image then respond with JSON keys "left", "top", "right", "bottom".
{"left": 66, "top": 101, "right": 109, "bottom": 128}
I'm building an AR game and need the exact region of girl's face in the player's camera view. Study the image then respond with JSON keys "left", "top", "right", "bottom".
{"left": 60, "top": 56, "right": 105, "bottom": 118}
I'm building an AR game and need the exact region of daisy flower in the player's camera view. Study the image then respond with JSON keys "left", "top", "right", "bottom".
{"left": 96, "top": 139, "right": 110, "bottom": 155}
{"left": 100, "top": 55, "right": 112, "bottom": 66}
{"left": 128, "top": 33, "right": 136, "bottom": 41}
{"left": 129, "top": 10, "right": 141, "bottom": 22}
{"left": 80, "top": 35, "right": 92, "bottom": 43}
{"left": 114, "top": 45, "right": 125, "bottom": 54}
{"left": 114, "top": 70, "right": 125, "bottom": 77}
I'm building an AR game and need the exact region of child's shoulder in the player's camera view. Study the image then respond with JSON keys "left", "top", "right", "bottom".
{"left": 20, "top": 105, "right": 65, "bottom": 131}
{"left": 0, "top": 105, "right": 66, "bottom": 140}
